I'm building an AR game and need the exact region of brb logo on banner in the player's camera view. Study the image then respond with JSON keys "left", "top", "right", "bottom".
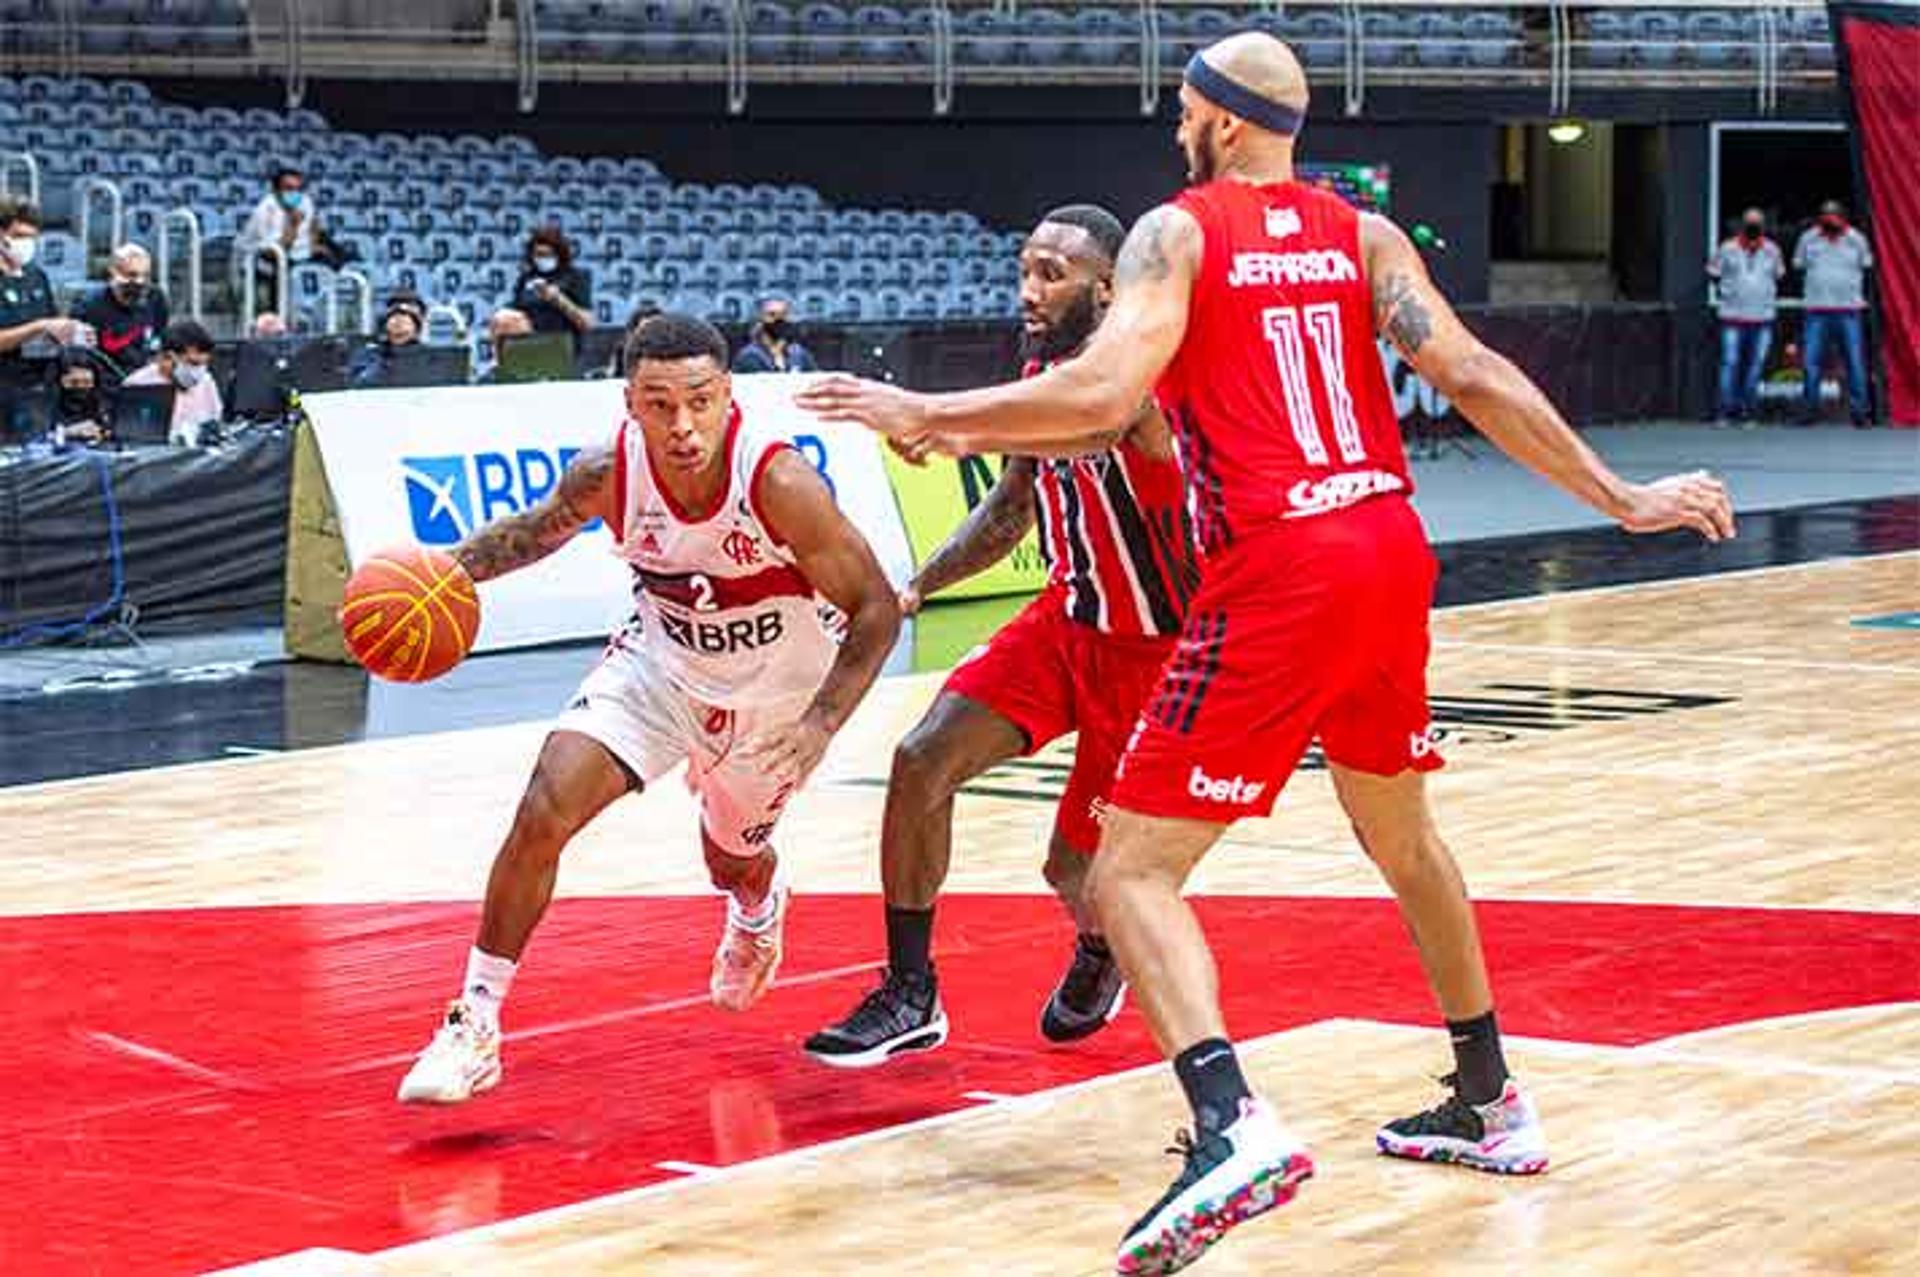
{"left": 403, "top": 448, "right": 599, "bottom": 545}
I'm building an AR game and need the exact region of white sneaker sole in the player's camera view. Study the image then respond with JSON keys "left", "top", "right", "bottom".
{"left": 1374, "top": 1130, "right": 1549, "bottom": 1175}
{"left": 398, "top": 1058, "right": 502, "bottom": 1106}
{"left": 806, "top": 1013, "right": 950, "bottom": 1069}
{"left": 1117, "top": 1150, "right": 1315, "bottom": 1276}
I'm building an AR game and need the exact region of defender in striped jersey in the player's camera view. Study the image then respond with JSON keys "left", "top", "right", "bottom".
{"left": 805, "top": 206, "right": 1200, "bottom": 1069}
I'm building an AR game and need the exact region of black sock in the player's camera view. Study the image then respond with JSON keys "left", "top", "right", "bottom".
{"left": 1078, "top": 933, "right": 1110, "bottom": 958}
{"left": 1173, "top": 1038, "right": 1251, "bottom": 1136}
{"left": 885, "top": 905, "right": 934, "bottom": 979}
{"left": 1446, "top": 1010, "right": 1510, "bottom": 1106}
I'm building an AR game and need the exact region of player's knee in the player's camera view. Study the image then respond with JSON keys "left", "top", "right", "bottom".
{"left": 889, "top": 726, "right": 960, "bottom": 804}
{"left": 507, "top": 774, "right": 580, "bottom": 857}
{"left": 1352, "top": 818, "right": 1438, "bottom": 876}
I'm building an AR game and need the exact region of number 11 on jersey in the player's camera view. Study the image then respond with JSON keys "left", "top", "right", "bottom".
{"left": 1263, "top": 303, "right": 1368, "bottom": 467}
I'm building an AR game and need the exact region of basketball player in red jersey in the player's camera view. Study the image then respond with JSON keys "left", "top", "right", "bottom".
{"left": 805, "top": 205, "right": 1200, "bottom": 1067}
{"left": 801, "top": 32, "right": 1734, "bottom": 1274}
{"left": 396, "top": 315, "right": 900, "bottom": 1105}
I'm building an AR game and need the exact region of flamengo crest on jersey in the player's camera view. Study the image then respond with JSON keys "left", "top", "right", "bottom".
{"left": 1155, "top": 180, "right": 1415, "bottom": 553}
{"left": 1022, "top": 360, "right": 1199, "bottom": 638}
{"left": 607, "top": 403, "right": 836, "bottom": 709}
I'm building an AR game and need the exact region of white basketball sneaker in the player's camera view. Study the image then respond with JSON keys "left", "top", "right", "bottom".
{"left": 397, "top": 1000, "right": 502, "bottom": 1105}
{"left": 1116, "top": 1097, "right": 1315, "bottom": 1275}
{"left": 1375, "top": 1074, "right": 1550, "bottom": 1174}
{"left": 710, "top": 884, "right": 788, "bottom": 1012}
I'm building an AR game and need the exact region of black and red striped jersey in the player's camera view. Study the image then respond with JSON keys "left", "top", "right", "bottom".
{"left": 1024, "top": 360, "right": 1200, "bottom": 638}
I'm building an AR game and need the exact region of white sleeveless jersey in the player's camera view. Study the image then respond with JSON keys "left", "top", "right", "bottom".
{"left": 607, "top": 403, "right": 835, "bottom": 708}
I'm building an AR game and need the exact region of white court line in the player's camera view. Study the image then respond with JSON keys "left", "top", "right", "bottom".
{"left": 654, "top": 1160, "right": 717, "bottom": 1176}
{"left": 962, "top": 1090, "right": 1016, "bottom": 1103}
{"left": 221, "top": 745, "right": 283, "bottom": 757}
{"left": 1434, "top": 638, "right": 1920, "bottom": 676}
{"left": 80, "top": 1029, "right": 262, "bottom": 1092}
{"left": 926, "top": 887, "right": 1920, "bottom": 917}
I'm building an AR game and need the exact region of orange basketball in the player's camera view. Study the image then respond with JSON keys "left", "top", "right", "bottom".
{"left": 338, "top": 545, "right": 481, "bottom": 683}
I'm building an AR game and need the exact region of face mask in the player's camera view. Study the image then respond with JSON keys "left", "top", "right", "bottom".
{"left": 532, "top": 253, "right": 559, "bottom": 274}
{"left": 113, "top": 278, "right": 149, "bottom": 302}
{"left": 5, "top": 235, "right": 36, "bottom": 267}
{"left": 1819, "top": 215, "right": 1844, "bottom": 234}
{"left": 277, "top": 190, "right": 303, "bottom": 210}
{"left": 761, "top": 317, "right": 791, "bottom": 342}
{"left": 61, "top": 388, "right": 99, "bottom": 415}
{"left": 173, "top": 363, "right": 208, "bottom": 390}
{"left": 1740, "top": 221, "right": 1763, "bottom": 241}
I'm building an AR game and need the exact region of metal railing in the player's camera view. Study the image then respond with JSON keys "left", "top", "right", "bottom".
{"left": 0, "top": 152, "right": 40, "bottom": 207}
{"left": 334, "top": 267, "right": 374, "bottom": 335}
{"left": 241, "top": 240, "right": 289, "bottom": 329}
{"left": 0, "top": 2, "right": 1840, "bottom": 122}
{"left": 157, "top": 206, "right": 203, "bottom": 322}
{"left": 74, "top": 176, "right": 124, "bottom": 269}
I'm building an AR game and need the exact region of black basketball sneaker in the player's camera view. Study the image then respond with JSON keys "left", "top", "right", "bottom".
{"left": 1040, "top": 934, "right": 1127, "bottom": 1043}
{"left": 804, "top": 967, "right": 949, "bottom": 1068}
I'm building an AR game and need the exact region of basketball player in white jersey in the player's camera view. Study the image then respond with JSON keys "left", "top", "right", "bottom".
{"left": 399, "top": 314, "right": 901, "bottom": 1104}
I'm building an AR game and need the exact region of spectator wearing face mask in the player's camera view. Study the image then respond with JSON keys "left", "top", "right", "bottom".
{"left": 348, "top": 291, "right": 428, "bottom": 387}
{"left": 732, "top": 297, "right": 818, "bottom": 374}
{"left": 75, "top": 243, "right": 170, "bottom": 379}
{"left": 52, "top": 349, "right": 112, "bottom": 449}
{"left": 1, "top": 196, "right": 95, "bottom": 439}
{"left": 498, "top": 226, "right": 592, "bottom": 340}
{"left": 238, "top": 166, "right": 322, "bottom": 319}
{"left": 1705, "top": 207, "right": 1784, "bottom": 426}
{"left": 123, "top": 320, "right": 224, "bottom": 446}
{"left": 1793, "top": 200, "right": 1876, "bottom": 427}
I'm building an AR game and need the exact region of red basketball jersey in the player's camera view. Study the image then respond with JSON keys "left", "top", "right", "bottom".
{"left": 1155, "top": 180, "right": 1413, "bottom": 555}
{"left": 1022, "top": 360, "right": 1199, "bottom": 638}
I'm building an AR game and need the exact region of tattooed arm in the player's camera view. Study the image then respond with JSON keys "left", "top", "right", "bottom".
{"left": 904, "top": 457, "right": 1038, "bottom": 610}
{"left": 451, "top": 444, "right": 616, "bottom": 582}
{"left": 796, "top": 205, "right": 1200, "bottom": 456}
{"left": 1361, "top": 215, "right": 1733, "bottom": 540}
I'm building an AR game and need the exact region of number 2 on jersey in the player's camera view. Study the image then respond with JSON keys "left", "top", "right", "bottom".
{"left": 1262, "top": 303, "right": 1367, "bottom": 466}
{"left": 690, "top": 573, "right": 718, "bottom": 612}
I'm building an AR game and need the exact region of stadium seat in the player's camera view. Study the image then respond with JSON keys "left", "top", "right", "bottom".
{"left": 797, "top": 3, "right": 852, "bottom": 60}
{"left": 1414, "top": 13, "right": 1469, "bottom": 68}
{"left": 1630, "top": 12, "right": 1683, "bottom": 67}
{"left": 956, "top": 7, "right": 1013, "bottom": 67}
{"left": 1687, "top": 12, "right": 1754, "bottom": 69}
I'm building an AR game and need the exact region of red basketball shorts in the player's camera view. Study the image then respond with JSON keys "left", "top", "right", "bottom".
{"left": 943, "top": 589, "right": 1176, "bottom": 852}
{"left": 1112, "top": 495, "right": 1443, "bottom": 824}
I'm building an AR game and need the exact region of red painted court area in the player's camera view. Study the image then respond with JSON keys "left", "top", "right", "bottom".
{"left": 4, "top": 893, "right": 1917, "bottom": 1275}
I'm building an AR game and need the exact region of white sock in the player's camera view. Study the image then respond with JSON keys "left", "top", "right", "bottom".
{"left": 462, "top": 947, "right": 517, "bottom": 1034}
{"left": 728, "top": 863, "right": 786, "bottom": 931}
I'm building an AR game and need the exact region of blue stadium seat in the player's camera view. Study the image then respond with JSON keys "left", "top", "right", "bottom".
{"left": 1016, "top": 6, "right": 1071, "bottom": 66}
{"left": 1461, "top": 12, "right": 1520, "bottom": 68}
{"left": 1414, "top": 13, "right": 1468, "bottom": 68}
{"left": 828, "top": 290, "right": 866, "bottom": 323}
{"left": 957, "top": 7, "right": 1013, "bottom": 67}
{"left": 796, "top": 3, "right": 851, "bottom": 60}
{"left": 1630, "top": 12, "right": 1683, "bottom": 67}
{"left": 1285, "top": 12, "right": 1347, "bottom": 69}
{"left": 1071, "top": 8, "right": 1132, "bottom": 67}
{"left": 750, "top": 2, "right": 797, "bottom": 60}
{"left": 1687, "top": 12, "right": 1754, "bottom": 69}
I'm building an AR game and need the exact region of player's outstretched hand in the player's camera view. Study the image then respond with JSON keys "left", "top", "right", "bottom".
{"left": 796, "top": 375, "right": 932, "bottom": 441}
{"left": 1618, "top": 471, "right": 1736, "bottom": 542}
{"left": 744, "top": 709, "right": 835, "bottom": 786}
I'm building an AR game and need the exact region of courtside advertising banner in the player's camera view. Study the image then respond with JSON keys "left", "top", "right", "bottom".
{"left": 302, "top": 375, "right": 916, "bottom": 652}
{"left": 881, "top": 448, "right": 1050, "bottom": 600}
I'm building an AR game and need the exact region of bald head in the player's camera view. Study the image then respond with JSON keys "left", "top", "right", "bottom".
{"left": 1200, "top": 32, "right": 1309, "bottom": 121}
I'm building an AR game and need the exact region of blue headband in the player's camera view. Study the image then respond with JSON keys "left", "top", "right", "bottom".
{"left": 1183, "top": 53, "right": 1303, "bottom": 137}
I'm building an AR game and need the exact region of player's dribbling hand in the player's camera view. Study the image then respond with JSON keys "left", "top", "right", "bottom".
{"left": 1619, "top": 471, "right": 1737, "bottom": 542}
{"left": 796, "top": 375, "right": 931, "bottom": 441}
{"left": 744, "top": 710, "right": 834, "bottom": 785}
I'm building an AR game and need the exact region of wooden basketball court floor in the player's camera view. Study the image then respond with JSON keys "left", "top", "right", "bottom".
{"left": 4, "top": 551, "right": 1918, "bottom": 1275}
